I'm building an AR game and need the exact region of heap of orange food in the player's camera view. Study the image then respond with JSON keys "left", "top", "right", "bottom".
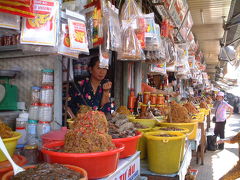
{"left": 168, "top": 101, "right": 191, "bottom": 123}
{"left": 0, "top": 120, "right": 14, "bottom": 138}
{"left": 200, "top": 101, "right": 208, "bottom": 109}
{"left": 183, "top": 102, "right": 199, "bottom": 114}
{"left": 64, "top": 111, "right": 115, "bottom": 153}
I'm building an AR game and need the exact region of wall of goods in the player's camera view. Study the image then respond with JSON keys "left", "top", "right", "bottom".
{"left": 0, "top": 0, "right": 214, "bottom": 179}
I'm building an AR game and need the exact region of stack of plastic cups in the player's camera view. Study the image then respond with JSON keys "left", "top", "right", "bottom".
{"left": 37, "top": 69, "right": 54, "bottom": 146}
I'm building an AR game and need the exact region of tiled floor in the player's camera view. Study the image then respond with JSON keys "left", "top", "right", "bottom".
{"left": 191, "top": 114, "right": 240, "bottom": 180}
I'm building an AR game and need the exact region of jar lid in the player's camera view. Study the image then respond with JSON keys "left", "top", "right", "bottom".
{"left": 41, "top": 69, "right": 54, "bottom": 73}
{"left": 157, "top": 94, "right": 163, "bottom": 96}
{"left": 24, "top": 144, "right": 38, "bottom": 150}
{"left": 32, "top": 86, "right": 41, "bottom": 90}
{"left": 150, "top": 105, "right": 156, "bottom": 107}
{"left": 39, "top": 121, "right": 51, "bottom": 124}
{"left": 157, "top": 105, "right": 165, "bottom": 107}
{"left": 151, "top": 94, "right": 157, "bottom": 96}
{"left": 41, "top": 86, "right": 53, "bottom": 89}
{"left": 31, "top": 103, "right": 40, "bottom": 106}
{"left": 16, "top": 127, "right": 25, "bottom": 130}
{"left": 28, "top": 120, "right": 38, "bottom": 124}
{"left": 144, "top": 92, "right": 151, "bottom": 94}
{"left": 141, "top": 104, "right": 147, "bottom": 107}
{"left": 40, "top": 103, "right": 53, "bottom": 107}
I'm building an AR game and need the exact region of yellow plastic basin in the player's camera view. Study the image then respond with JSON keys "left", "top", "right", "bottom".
{"left": 129, "top": 118, "right": 157, "bottom": 128}
{"left": 137, "top": 128, "right": 152, "bottom": 159}
{"left": 158, "top": 121, "right": 198, "bottom": 140}
{"left": 0, "top": 132, "right": 22, "bottom": 162}
{"left": 145, "top": 131, "right": 186, "bottom": 174}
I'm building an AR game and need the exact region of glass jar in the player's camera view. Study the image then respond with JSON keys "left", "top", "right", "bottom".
{"left": 40, "top": 86, "right": 53, "bottom": 104}
{"left": 41, "top": 69, "right": 54, "bottom": 86}
{"left": 143, "top": 92, "right": 150, "bottom": 104}
{"left": 31, "top": 86, "right": 41, "bottom": 103}
{"left": 156, "top": 94, "right": 165, "bottom": 105}
{"left": 29, "top": 103, "right": 40, "bottom": 120}
{"left": 38, "top": 104, "right": 53, "bottom": 122}
{"left": 141, "top": 104, "right": 147, "bottom": 113}
{"left": 37, "top": 121, "right": 51, "bottom": 138}
{"left": 150, "top": 94, "right": 157, "bottom": 105}
{"left": 27, "top": 120, "right": 38, "bottom": 145}
{"left": 23, "top": 144, "right": 39, "bottom": 164}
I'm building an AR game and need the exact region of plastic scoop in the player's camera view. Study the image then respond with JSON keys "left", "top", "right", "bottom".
{"left": 0, "top": 137, "right": 25, "bottom": 175}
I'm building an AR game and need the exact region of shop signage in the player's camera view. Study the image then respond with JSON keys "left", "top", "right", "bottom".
{"left": 111, "top": 157, "right": 140, "bottom": 180}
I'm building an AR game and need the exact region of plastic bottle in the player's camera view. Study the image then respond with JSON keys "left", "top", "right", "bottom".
{"left": 27, "top": 120, "right": 38, "bottom": 145}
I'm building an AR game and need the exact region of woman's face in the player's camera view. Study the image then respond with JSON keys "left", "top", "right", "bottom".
{"left": 90, "top": 61, "right": 107, "bottom": 81}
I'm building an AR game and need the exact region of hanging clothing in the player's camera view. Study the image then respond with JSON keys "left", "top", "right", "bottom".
{"left": 68, "top": 77, "right": 114, "bottom": 114}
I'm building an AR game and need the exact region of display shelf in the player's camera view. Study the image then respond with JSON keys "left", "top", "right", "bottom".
{"left": 140, "top": 142, "right": 192, "bottom": 180}
{"left": 0, "top": 45, "right": 21, "bottom": 52}
{"left": 99, "top": 152, "right": 140, "bottom": 180}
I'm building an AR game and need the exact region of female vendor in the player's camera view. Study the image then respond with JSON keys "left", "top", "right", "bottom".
{"left": 68, "top": 56, "right": 114, "bottom": 114}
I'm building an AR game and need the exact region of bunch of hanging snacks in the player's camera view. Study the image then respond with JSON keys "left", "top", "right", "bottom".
{"left": 0, "top": 0, "right": 35, "bottom": 18}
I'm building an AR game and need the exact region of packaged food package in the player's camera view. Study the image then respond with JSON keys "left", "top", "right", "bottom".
{"left": 20, "top": 0, "right": 59, "bottom": 46}
{"left": 120, "top": 0, "right": 142, "bottom": 23}
{"left": 179, "top": 11, "right": 193, "bottom": 41}
{"left": 68, "top": 18, "right": 89, "bottom": 54}
{"left": 107, "top": 1, "right": 122, "bottom": 52}
{"left": 0, "top": 12, "right": 20, "bottom": 30}
{"left": 58, "top": 23, "right": 79, "bottom": 58}
{"left": 150, "top": 62, "right": 167, "bottom": 75}
{"left": 99, "top": 45, "right": 109, "bottom": 69}
{"left": 0, "top": 0, "right": 34, "bottom": 18}
{"left": 84, "top": 0, "right": 103, "bottom": 48}
{"left": 118, "top": 21, "right": 145, "bottom": 61}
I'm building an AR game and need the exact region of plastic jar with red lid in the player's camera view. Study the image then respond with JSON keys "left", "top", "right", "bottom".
{"left": 38, "top": 104, "right": 53, "bottom": 122}
{"left": 40, "top": 86, "right": 53, "bottom": 104}
{"left": 29, "top": 103, "right": 40, "bottom": 120}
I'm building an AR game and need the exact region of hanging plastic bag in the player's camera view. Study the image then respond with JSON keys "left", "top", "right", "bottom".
{"left": 120, "top": 0, "right": 142, "bottom": 23}
{"left": 118, "top": 21, "right": 145, "bottom": 61}
{"left": 99, "top": 45, "right": 110, "bottom": 69}
{"left": 84, "top": 0, "right": 103, "bottom": 48}
{"left": 20, "top": 0, "right": 59, "bottom": 46}
{"left": 108, "top": 2, "right": 122, "bottom": 52}
{"left": 68, "top": 18, "right": 89, "bottom": 54}
{"left": 58, "top": 23, "right": 79, "bottom": 58}
{"left": 0, "top": 0, "right": 34, "bottom": 18}
{"left": 150, "top": 62, "right": 167, "bottom": 75}
{"left": 0, "top": 12, "right": 20, "bottom": 30}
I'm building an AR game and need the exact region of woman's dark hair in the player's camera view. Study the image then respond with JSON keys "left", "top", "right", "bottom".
{"left": 88, "top": 56, "right": 99, "bottom": 69}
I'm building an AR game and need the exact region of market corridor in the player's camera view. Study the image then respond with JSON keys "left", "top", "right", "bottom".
{"left": 191, "top": 114, "right": 240, "bottom": 180}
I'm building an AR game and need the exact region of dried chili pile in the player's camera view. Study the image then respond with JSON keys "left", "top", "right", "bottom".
{"left": 64, "top": 111, "right": 115, "bottom": 153}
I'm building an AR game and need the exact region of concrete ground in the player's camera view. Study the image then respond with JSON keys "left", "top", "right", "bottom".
{"left": 190, "top": 114, "right": 240, "bottom": 180}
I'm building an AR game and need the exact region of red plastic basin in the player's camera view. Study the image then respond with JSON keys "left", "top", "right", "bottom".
{"left": 0, "top": 155, "right": 27, "bottom": 179}
{"left": 41, "top": 127, "right": 67, "bottom": 145}
{"left": 2, "top": 164, "right": 87, "bottom": 180}
{"left": 112, "top": 131, "right": 142, "bottom": 158}
{"left": 41, "top": 141, "right": 124, "bottom": 179}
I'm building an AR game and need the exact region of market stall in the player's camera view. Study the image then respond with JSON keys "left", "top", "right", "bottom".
{"left": 0, "top": 0, "right": 217, "bottom": 179}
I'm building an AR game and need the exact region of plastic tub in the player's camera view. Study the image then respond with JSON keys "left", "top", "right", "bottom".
{"left": 41, "top": 127, "right": 67, "bottom": 145}
{"left": 129, "top": 118, "right": 157, "bottom": 128}
{"left": 67, "top": 119, "right": 74, "bottom": 129}
{"left": 112, "top": 131, "right": 142, "bottom": 159}
{"left": 41, "top": 141, "right": 124, "bottom": 179}
{"left": 0, "top": 155, "right": 27, "bottom": 179}
{"left": 137, "top": 128, "right": 152, "bottom": 159}
{"left": 158, "top": 121, "right": 198, "bottom": 140}
{"left": 0, "top": 132, "right": 22, "bottom": 162}
{"left": 145, "top": 131, "right": 186, "bottom": 174}
{"left": 2, "top": 164, "right": 87, "bottom": 180}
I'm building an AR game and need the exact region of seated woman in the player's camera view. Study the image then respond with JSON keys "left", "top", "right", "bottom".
{"left": 68, "top": 56, "right": 114, "bottom": 115}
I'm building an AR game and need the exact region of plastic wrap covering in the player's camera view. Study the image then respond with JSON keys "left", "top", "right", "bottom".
{"left": 0, "top": 12, "right": 20, "bottom": 30}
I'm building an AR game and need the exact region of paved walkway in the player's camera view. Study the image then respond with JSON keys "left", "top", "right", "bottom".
{"left": 190, "top": 114, "right": 240, "bottom": 180}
